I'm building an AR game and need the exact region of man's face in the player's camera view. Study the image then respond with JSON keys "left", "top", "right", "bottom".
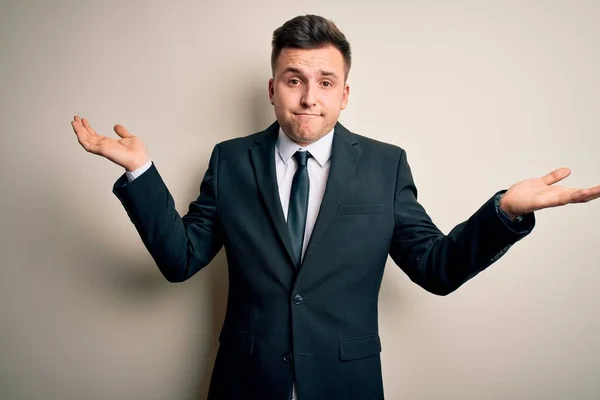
{"left": 269, "top": 45, "right": 350, "bottom": 145}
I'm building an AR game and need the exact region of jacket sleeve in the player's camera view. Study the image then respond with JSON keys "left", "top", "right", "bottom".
{"left": 388, "top": 149, "right": 535, "bottom": 295}
{"left": 112, "top": 144, "right": 223, "bottom": 282}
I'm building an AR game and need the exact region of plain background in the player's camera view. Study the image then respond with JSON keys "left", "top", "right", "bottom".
{"left": 1, "top": 0, "right": 599, "bottom": 399}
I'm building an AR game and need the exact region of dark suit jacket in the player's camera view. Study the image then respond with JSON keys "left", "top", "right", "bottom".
{"left": 113, "top": 121, "right": 534, "bottom": 399}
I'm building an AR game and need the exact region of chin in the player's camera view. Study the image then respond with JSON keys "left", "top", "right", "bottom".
{"left": 279, "top": 118, "right": 327, "bottom": 144}
{"left": 292, "top": 129, "right": 322, "bottom": 144}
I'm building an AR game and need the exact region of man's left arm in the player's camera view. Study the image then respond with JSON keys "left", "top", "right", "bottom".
{"left": 388, "top": 149, "right": 599, "bottom": 296}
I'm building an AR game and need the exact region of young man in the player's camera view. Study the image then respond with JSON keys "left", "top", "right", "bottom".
{"left": 71, "top": 14, "right": 600, "bottom": 400}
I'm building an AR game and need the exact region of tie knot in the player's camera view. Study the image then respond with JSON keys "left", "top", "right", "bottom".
{"left": 294, "top": 150, "right": 310, "bottom": 167}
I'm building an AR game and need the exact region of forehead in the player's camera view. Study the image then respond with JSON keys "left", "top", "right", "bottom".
{"left": 275, "top": 45, "right": 345, "bottom": 75}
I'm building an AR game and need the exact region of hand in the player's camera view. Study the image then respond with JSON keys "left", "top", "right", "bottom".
{"left": 500, "top": 167, "right": 600, "bottom": 218}
{"left": 71, "top": 115, "right": 149, "bottom": 172}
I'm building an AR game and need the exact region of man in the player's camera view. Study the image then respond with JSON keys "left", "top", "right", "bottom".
{"left": 71, "top": 14, "right": 599, "bottom": 400}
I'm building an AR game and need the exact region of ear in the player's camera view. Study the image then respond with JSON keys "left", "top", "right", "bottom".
{"left": 340, "top": 83, "right": 350, "bottom": 110}
{"left": 268, "top": 78, "right": 275, "bottom": 105}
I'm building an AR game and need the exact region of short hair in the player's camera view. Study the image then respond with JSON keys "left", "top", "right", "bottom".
{"left": 271, "top": 15, "right": 352, "bottom": 79}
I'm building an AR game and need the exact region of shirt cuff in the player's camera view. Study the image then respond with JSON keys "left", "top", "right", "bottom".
{"left": 125, "top": 159, "right": 153, "bottom": 183}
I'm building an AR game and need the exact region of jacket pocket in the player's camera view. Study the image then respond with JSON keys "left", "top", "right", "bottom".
{"left": 337, "top": 204, "right": 384, "bottom": 215}
{"left": 339, "top": 333, "right": 382, "bottom": 361}
{"left": 219, "top": 328, "right": 255, "bottom": 355}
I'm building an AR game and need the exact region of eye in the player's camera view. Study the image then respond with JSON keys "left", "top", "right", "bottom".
{"left": 321, "top": 81, "right": 333, "bottom": 87}
{"left": 289, "top": 79, "right": 301, "bottom": 85}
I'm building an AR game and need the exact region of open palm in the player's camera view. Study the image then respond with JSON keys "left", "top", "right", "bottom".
{"left": 71, "top": 115, "right": 148, "bottom": 172}
{"left": 500, "top": 168, "right": 600, "bottom": 218}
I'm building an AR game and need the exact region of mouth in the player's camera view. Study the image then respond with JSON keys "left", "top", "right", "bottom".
{"left": 294, "top": 113, "right": 321, "bottom": 117}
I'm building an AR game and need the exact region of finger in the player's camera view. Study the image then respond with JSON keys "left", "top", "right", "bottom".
{"left": 574, "top": 186, "right": 600, "bottom": 203}
{"left": 541, "top": 167, "right": 571, "bottom": 186}
{"left": 580, "top": 192, "right": 600, "bottom": 203}
{"left": 71, "top": 117, "right": 91, "bottom": 141}
{"left": 552, "top": 187, "right": 581, "bottom": 206}
{"left": 565, "top": 188, "right": 588, "bottom": 204}
{"left": 71, "top": 116, "right": 102, "bottom": 153}
{"left": 114, "top": 124, "right": 133, "bottom": 139}
{"left": 82, "top": 118, "right": 99, "bottom": 137}
{"left": 72, "top": 115, "right": 81, "bottom": 130}
{"left": 72, "top": 115, "right": 87, "bottom": 131}
{"left": 73, "top": 115, "right": 87, "bottom": 131}
{"left": 77, "top": 134, "right": 102, "bottom": 154}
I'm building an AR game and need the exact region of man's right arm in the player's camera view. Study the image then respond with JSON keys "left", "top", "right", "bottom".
{"left": 113, "top": 145, "right": 224, "bottom": 282}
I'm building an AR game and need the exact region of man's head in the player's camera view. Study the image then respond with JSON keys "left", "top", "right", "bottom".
{"left": 269, "top": 15, "right": 351, "bottom": 145}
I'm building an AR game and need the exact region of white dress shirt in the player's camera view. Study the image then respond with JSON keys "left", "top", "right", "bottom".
{"left": 126, "top": 127, "right": 335, "bottom": 400}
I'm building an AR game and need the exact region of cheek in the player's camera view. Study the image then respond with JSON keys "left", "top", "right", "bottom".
{"left": 273, "top": 88, "right": 292, "bottom": 107}
{"left": 323, "top": 93, "right": 344, "bottom": 112}
{"left": 274, "top": 95, "right": 291, "bottom": 110}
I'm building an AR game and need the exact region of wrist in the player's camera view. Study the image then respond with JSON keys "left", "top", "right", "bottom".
{"left": 499, "top": 194, "right": 519, "bottom": 220}
{"left": 125, "top": 156, "right": 150, "bottom": 173}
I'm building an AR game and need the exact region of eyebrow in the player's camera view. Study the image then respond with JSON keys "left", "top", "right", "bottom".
{"left": 282, "top": 67, "right": 339, "bottom": 80}
{"left": 319, "top": 70, "right": 338, "bottom": 78}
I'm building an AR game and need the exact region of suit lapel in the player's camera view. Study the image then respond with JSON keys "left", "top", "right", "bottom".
{"left": 302, "top": 123, "right": 361, "bottom": 266}
{"left": 249, "top": 122, "right": 298, "bottom": 267}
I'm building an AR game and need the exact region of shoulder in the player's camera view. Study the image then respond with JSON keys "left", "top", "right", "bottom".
{"left": 217, "top": 130, "right": 268, "bottom": 152}
{"left": 337, "top": 123, "right": 406, "bottom": 161}
{"left": 211, "top": 122, "right": 278, "bottom": 162}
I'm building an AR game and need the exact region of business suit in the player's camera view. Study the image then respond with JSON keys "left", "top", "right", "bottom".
{"left": 113, "top": 120, "right": 534, "bottom": 399}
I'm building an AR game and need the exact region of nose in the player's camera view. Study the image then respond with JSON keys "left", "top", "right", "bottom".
{"left": 300, "top": 82, "right": 317, "bottom": 108}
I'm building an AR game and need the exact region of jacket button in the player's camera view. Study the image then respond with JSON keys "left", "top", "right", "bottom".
{"left": 293, "top": 294, "right": 304, "bottom": 304}
{"left": 282, "top": 352, "right": 293, "bottom": 362}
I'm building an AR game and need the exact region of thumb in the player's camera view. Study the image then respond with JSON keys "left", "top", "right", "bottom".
{"left": 114, "top": 124, "right": 133, "bottom": 139}
{"left": 541, "top": 167, "right": 571, "bottom": 186}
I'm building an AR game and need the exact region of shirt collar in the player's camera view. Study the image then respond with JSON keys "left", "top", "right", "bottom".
{"left": 276, "top": 126, "right": 334, "bottom": 167}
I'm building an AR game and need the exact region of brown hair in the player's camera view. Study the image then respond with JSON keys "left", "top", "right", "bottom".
{"left": 271, "top": 15, "right": 352, "bottom": 79}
